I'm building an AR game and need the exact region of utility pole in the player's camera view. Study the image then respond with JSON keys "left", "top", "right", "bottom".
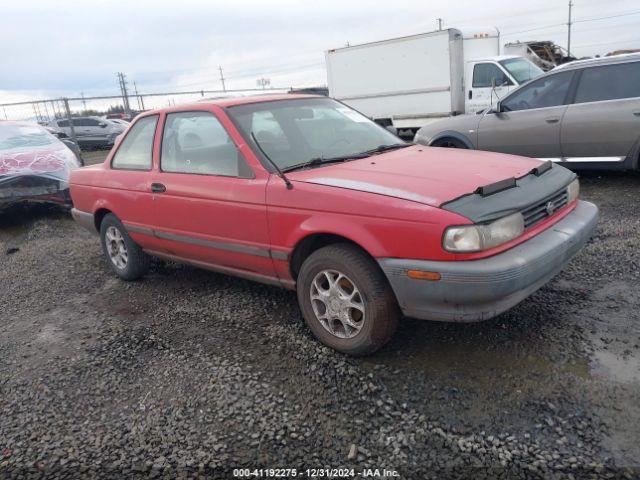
{"left": 116, "top": 72, "right": 131, "bottom": 116}
{"left": 437, "top": 18, "right": 443, "bottom": 31}
{"left": 81, "top": 92, "right": 87, "bottom": 112}
{"left": 219, "top": 66, "right": 226, "bottom": 92}
{"left": 32, "top": 103, "right": 40, "bottom": 123}
{"left": 43, "top": 101, "right": 50, "bottom": 122}
{"left": 567, "top": 0, "right": 573, "bottom": 57}
{"left": 62, "top": 98, "right": 77, "bottom": 144}
{"left": 133, "top": 81, "right": 142, "bottom": 111}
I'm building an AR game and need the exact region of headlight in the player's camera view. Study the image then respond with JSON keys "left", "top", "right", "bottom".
{"left": 567, "top": 178, "right": 580, "bottom": 203}
{"left": 443, "top": 212, "right": 525, "bottom": 253}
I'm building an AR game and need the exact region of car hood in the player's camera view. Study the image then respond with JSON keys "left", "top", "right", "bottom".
{"left": 287, "top": 145, "right": 545, "bottom": 207}
{"left": 0, "top": 145, "right": 79, "bottom": 183}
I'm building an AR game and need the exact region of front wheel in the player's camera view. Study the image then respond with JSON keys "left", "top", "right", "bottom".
{"left": 100, "top": 213, "right": 150, "bottom": 281}
{"left": 297, "top": 244, "right": 399, "bottom": 355}
{"left": 431, "top": 137, "right": 468, "bottom": 149}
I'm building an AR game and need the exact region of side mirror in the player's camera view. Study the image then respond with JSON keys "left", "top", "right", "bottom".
{"left": 99, "top": 123, "right": 108, "bottom": 128}
{"left": 495, "top": 101, "right": 503, "bottom": 113}
{"left": 385, "top": 125, "right": 398, "bottom": 136}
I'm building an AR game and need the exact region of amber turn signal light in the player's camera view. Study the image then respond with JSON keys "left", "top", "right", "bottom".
{"left": 407, "top": 270, "right": 441, "bottom": 281}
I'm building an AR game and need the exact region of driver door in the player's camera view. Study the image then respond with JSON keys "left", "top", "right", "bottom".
{"left": 150, "top": 109, "right": 275, "bottom": 278}
{"left": 477, "top": 70, "right": 575, "bottom": 159}
{"left": 466, "top": 62, "right": 514, "bottom": 113}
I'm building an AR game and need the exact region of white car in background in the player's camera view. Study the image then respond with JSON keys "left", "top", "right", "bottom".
{"left": 48, "top": 116, "right": 125, "bottom": 149}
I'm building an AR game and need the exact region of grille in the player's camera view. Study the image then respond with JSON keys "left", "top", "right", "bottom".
{"left": 521, "top": 188, "right": 569, "bottom": 229}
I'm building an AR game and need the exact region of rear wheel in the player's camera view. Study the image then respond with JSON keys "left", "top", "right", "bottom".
{"left": 99, "top": 214, "right": 149, "bottom": 281}
{"left": 432, "top": 137, "right": 468, "bottom": 149}
{"left": 297, "top": 244, "right": 399, "bottom": 356}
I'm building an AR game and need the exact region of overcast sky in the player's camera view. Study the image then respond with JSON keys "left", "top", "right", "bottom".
{"left": 1, "top": 0, "right": 639, "bottom": 107}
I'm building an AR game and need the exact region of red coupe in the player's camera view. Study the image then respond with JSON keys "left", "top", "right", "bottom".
{"left": 70, "top": 95, "right": 598, "bottom": 354}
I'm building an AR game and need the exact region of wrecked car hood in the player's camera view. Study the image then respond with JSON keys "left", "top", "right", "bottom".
{"left": 0, "top": 123, "right": 79, "bottom": 186}
{"left": 287, "top": 145, "right": 548, "bottom": 207}
{"left": 0, "top": 146, "right": 75, "bottom": 179}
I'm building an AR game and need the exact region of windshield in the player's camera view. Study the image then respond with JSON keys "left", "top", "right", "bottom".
{"left": 0, "top": 123, "right": 58, "bottom": 152}
{"left": 499, "top": 58, "right": 544, "bottom": 84}
{"left": 226, "top": 98, "right": 404, "bottom": 170}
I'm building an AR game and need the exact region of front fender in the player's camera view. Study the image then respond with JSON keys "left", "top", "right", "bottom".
{"left": 288, "top": 214, "right": 388, "bottom": 258}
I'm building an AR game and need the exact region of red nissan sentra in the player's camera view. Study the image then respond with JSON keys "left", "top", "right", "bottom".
{"left": 70, "top": 95, "right": 598, "bottom": 355}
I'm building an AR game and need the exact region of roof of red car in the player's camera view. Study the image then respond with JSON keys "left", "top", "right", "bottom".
{"left": 211, "top": 93, "right": 319, "bottom": 107}
{"left": 139, "top": 94, "right": 321, "bottom": 117}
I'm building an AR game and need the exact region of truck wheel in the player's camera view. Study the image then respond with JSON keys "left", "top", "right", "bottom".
{"left": 297, "top": 244, "right": 399, "bottom": 355}
{"left": 99, "top": 213, "right": 149, "bottom": 281}
{"left": 432, "top": 137, "right": 467, "bottom": 148}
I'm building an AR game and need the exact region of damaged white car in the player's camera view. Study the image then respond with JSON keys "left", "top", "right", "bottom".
{"left": 0, "top": 122, "right": 82, "bottom": 210}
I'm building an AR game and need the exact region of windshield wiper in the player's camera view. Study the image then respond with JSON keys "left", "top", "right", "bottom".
{"left": 358, "top": 143, "right": 412, "bottom": 156}
{"left": 281, "top": 144, "right": 412, "bottom": 173}
{"left": 282, "top": 154, "right": 369, "bottom": 173}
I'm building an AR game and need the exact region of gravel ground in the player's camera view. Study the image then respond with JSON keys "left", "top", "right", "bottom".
{"left": 1, "top": 171, "right": 639, "bottom": 479}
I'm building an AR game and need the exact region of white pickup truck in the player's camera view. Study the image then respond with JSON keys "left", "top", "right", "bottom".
{"left": 326, "top": 27, "right": 544, "bottom": 136}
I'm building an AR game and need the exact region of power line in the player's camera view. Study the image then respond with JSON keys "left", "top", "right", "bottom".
{"left": 573, "top": 37, "right": 640, "bottom": 49}
{"left": 144, "top": 60, "right": 324, "bottom": 92}
{"left": 503, "top": 9, "right": 640, "bottom": 37}
{"left": 574, "top": 9, "right": 640, "bottom": 23}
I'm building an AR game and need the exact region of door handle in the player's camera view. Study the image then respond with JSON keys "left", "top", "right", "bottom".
{"left": 150, "top": 183, "right": 166, "bottom": 193}
{"left": 633, "top": 111, "right": 640, "bottom": 117}
{"left": 545, "top": 117, "right": 560, "bottom": 124}
{"left": 468, "top": 90, "right": 473, "bottom": 100}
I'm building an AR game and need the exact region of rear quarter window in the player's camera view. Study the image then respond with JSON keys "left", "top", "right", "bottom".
{"left": 574, "top": 61, "right": 640, "bottom": 103}
{"left": 111, "top": 115, "right": 158, "bottom": 170}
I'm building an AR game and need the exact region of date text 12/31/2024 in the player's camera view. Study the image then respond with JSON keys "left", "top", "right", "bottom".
{"left": 232, "top": 468, "right": 400, "bottom": 478}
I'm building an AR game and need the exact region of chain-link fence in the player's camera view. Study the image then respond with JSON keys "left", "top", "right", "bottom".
{"left": 0, "top": 87, "right": 294, "bottom": 150}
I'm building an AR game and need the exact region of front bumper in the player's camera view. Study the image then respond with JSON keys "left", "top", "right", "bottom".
{"left": 0, "top": 176, "right": 71, "bottom": 208}
{"left": 378, "top": 200, "right": 598, "bottom": 322}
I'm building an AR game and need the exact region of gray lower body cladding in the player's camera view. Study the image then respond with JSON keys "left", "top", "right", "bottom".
{"left": 378, "top": 200, "right": 598, "bottom": 322}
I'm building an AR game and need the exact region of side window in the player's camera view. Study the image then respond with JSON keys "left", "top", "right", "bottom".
{"left": 574, "top": 62, "right": 640, "bottom": 103}
{"left": 161, "top": 111, "right": 251, "bottom": 178}
{"left": 57, "top": 120, "right": 69, "bottom": 127}
{"left": 84, "top": 118, "right": 100, "bottom": 127}
{"left": 111, "top": 115, "right": 158, "bottom": 170}
{"left": 473, "top": 63, "right": 512, "bottom": 88}
{"left": 74, "top": 118, "right": 89, "bottom": 127}
{"left": 501, "top": 71, "right": 573, "bottom": 112}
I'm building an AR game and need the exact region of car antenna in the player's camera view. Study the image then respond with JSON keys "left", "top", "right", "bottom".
{"left": 250, "top": 131, "right": 293, "bottom": 190}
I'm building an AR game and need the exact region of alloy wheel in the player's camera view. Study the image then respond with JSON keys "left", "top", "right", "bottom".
{"left": 310, "top": 269, "right": 365, "bottom": 339}
{"left": 105, "top": 226, "right": 128, "bottom": 270}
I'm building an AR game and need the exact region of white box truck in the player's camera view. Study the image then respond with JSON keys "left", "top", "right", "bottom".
{"left": 326, "top": 27, "right": 543, "bottom": 136}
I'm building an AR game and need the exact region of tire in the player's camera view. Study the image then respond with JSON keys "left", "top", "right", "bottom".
{"left": 431, "top": 137, "right": 468, "bottom": 149}
{"left": 99, "top": 213, "right": 149, "bottom": 281}
{"left": 297, "top": 244, "right": 399, "bottom": 356}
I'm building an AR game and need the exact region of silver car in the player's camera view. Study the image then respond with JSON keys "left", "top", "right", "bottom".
{"left": 48, "top": 116, "right": 125, "bottom": 149}
{"left": 415, "top": 53, "right": 640, "bottom": 170}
